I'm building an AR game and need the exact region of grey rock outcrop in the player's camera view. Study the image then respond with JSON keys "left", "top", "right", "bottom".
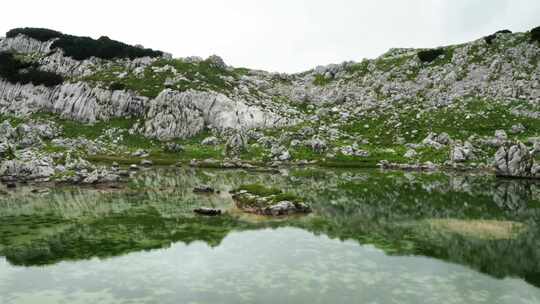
{"left": 0, "top": 157, "right": 55, "bottom": 181}
{"left": 0, "top": 80, "right": 147, "bottom": 123}
{"left": 225, "top": 131, "right": 249, "bottom": 155}
{"left": 494, "top": 142, "right": 535, "bottom": 178}
{"left": 0, "top": 34, "right": 53, "bottom": 54}
{"left": 450, "top": 142, "right": 474, "bottom": 163}
{"left": 143, "top": 89, "right": 295, "bottom": 140}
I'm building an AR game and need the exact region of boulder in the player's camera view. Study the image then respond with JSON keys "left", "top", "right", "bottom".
{"left": 206, "top": 55, "right": 226, "bottom": 69}
{"left": 494, "top": 142, "right": 534, "bottom": 178}
{"left": 201, "top": 136, "right": 219, "bottom": 146}
{"left": 0, "top": 158, "right": 55, "bottom": 181}
{"left": 141, "top": 159, "right": 153, "bottom": 166}
{"left": 225, "top": 132, "right": 248, "bottom": 155}
{"left": 422, "top": 133, "right": 446, "bottom": 149}
{"left": 262, "top": 201, "right": 312, "bottom": 216}
{"left": 309, "top": 137, "right": 327, "bottom": 153}
{"left": 510, "top": 123, "right": 526, "bottom": 134}
{"left": 495, "top": 130, "right": 508, "bottom": 141}
{"left": 193, "top": 185, "right": 215, "bottom": 193}
{"left": 131, "top": 149, "right": 149, "bottom": 158}
{"left": 194, "top": 208, "right": 222, "bottom": 216}
{"left": 404, "top": 149, "right": 418, "bottom": 159}
{"left": 270, "top": 145, "right": 291, "bottom": 161}
{"left": 340, "top": 144, "right": 370, "bottom": 157}
{"left": 163, "top": 143, "right": 184, "bottom": 153}
{"left": 0, "top": 121, "right": 14, "bottom": 140}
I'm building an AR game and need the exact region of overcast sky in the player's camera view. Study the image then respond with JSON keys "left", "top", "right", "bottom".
{"left": 2, "top": 0, "right": 540, "bottom": 73}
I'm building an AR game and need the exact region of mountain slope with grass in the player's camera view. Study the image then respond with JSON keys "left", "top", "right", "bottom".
{"left": 0, "top": 26, "right": 539, "bottom": 183}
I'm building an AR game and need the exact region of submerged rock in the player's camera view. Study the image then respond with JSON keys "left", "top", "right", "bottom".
{"left": 231, "top": 185, "right": 311, "bottom": 216}
{"left": 141, "top": 159, "right": 153, "bottom": 167}
{"left": 193, "top": 208, "right": 222, "bottom": 216}
{"left": 193, "top": 185, "right": 215, "bottom": 193}
{"left": 261, "top": 201, "right": 311, "bottom": 216}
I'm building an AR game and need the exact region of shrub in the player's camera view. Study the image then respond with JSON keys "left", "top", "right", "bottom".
{"left": 417, "top": 49, "right": 445, "bottom": 63}
{"left": 484, "top": 29, "right": 512, "bottom": 45}
{"left": 109, "top": 82, "right": 126, "bottom": 91}
{"left": 0, "top": 52, "right": 63, "bottom": 87}
{"left": 531, "top": 26, "right": 540, "bottom": 43}
{"left": 6, "top": 28, "right": 63, "bottom": 42}
{"left": 5, "top": 27, "right": 163, "bottom": 61}
{"left": 18, "top": 69, "right": 64, "bottom": 87}
{"left": 51, "top": 35, "right": 163, "bottom": 61}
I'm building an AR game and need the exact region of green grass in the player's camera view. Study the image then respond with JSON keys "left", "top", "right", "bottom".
{"left": 233, "top": 184, "right": 282, "bottom": 197}
{"left": 313, "top": 74, "right": 332, "bottom": 86}
{"left": 346, "top": 59, "right": 369, "bottom": 77}
{"left": 81, "top": 58, "right": 242, "bottom": 98}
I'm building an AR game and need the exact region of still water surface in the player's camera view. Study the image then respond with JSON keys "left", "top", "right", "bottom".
{"left": 0, "top": 168, "right": 539, "bottom": 303}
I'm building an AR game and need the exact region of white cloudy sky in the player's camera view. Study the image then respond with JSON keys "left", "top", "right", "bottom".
{"left": 1, "top": 0, "right": 540, "bottom": 72}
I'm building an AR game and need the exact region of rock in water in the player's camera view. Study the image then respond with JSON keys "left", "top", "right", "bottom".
{"left": 193, "top": 185, "right": 215, "bottom": 193}
{"left": 194, "top": 208, "right": 222, "bottom": 216}
{"left": 262, "top": 201, "right": 312, "bottom": 216}
{"left": 494, "top": 142, "right": 534, "bottom": 178}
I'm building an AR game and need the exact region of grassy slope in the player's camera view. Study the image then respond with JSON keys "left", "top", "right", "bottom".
{"left": 80, "top": 58, "right": 246, "bottom": 98}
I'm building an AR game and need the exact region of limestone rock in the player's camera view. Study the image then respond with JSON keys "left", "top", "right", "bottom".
{"left": 494, "top": 142, "right": 534, "bottom": 178}
{"left": 309, "top": 137, "right": 327, "bottom": 153}
{"left": 226, "top": 131, "right": 249, "bottom": 155}
{"left": 450, "top": 142, "right": 474, "bottom": 163}
{"left": 510, "top": 123, "right": 526, "bottom": 134}
{"left": 404, "top": 149, "right": 418, "bottom": 159}
{"left": 202, "top": 136, "right": 219, "bottom": 146}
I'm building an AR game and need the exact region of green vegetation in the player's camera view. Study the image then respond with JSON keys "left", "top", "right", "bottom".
{"left": 232, "top": 183, "right": 304, "bottom": 207}
{"left": 484, "top": 29, "right": 512, "bottom": 45}
{"left": 345, "top": 59, "right": 369, "bottom": 77}
{"left": 6, "top": 27, "right": 163, "bottom": 61}
{"left": 340, "top": 98, "right": 539, "bottom": 145}
{"left": 52, "top": 35, "right": 163, "bottom": 61}
{"left": 82, "top": 58, "right": 239, "bottom": 98}
{"left": 313, "top": 74, "right": 332, "bottom": 86}
{"left": 0, "top": 51, "right": 63, "bottom": 87}
{"left": 6, "top": 27, "right": 63, "bottom": 42}
{"left": 375, "top": 54, "right": 412, "bottom": 72}
{"left": 0, "top": 168, "right": 539, "bottom": 288}
{"left": 531, "top": 26, "right": 540, "bottom": 43}
{"left": 417, "top": 48, "right": 446, "bottom": 63}
{"left": 233, "top": 184, "right": 282, "bottom": 197}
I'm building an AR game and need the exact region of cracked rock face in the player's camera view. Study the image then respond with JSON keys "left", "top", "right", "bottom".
{"left": 0, "top": 34, "right": 53, "bottom": 54}
{"left": 0, "top": 157, "right": 55, "bottom": 181}
{"left": 143, "top": 90, "right": 205, "bottom": 140}
{"left": 494, "top": 142, "right": 534, "bottom": 178}
{"left": 143, "top": 89, "right": 294, "bottom": 140}
{"left": 0, "top": 81, "right": 148, "bottom": 123}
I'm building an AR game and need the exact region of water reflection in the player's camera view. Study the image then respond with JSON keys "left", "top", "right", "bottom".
{"left": 0, "top": 167, "right": 539, "bottom": 302}
{"left": 1, "top": 228, "right": 539, "bottom": 304}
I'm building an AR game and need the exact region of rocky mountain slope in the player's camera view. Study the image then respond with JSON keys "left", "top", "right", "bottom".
{"left": 0, "top": 27, "right": 539, "bottom": 183}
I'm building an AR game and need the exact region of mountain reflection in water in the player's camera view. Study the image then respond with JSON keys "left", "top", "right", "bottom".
{"left": 0, "top": 168, "right": 539, "bottom": 303}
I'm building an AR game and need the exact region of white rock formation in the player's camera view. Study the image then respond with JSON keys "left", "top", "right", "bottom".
{"left": 143, "top": 89, "right": 295, "bottom": 140}
{"left": 494, "top": 142, "right": 534, "bottom": 178}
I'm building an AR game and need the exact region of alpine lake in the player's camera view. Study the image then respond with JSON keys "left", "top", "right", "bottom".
{"left": 1, "top": 167, "right": 539, "bottom": 304}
